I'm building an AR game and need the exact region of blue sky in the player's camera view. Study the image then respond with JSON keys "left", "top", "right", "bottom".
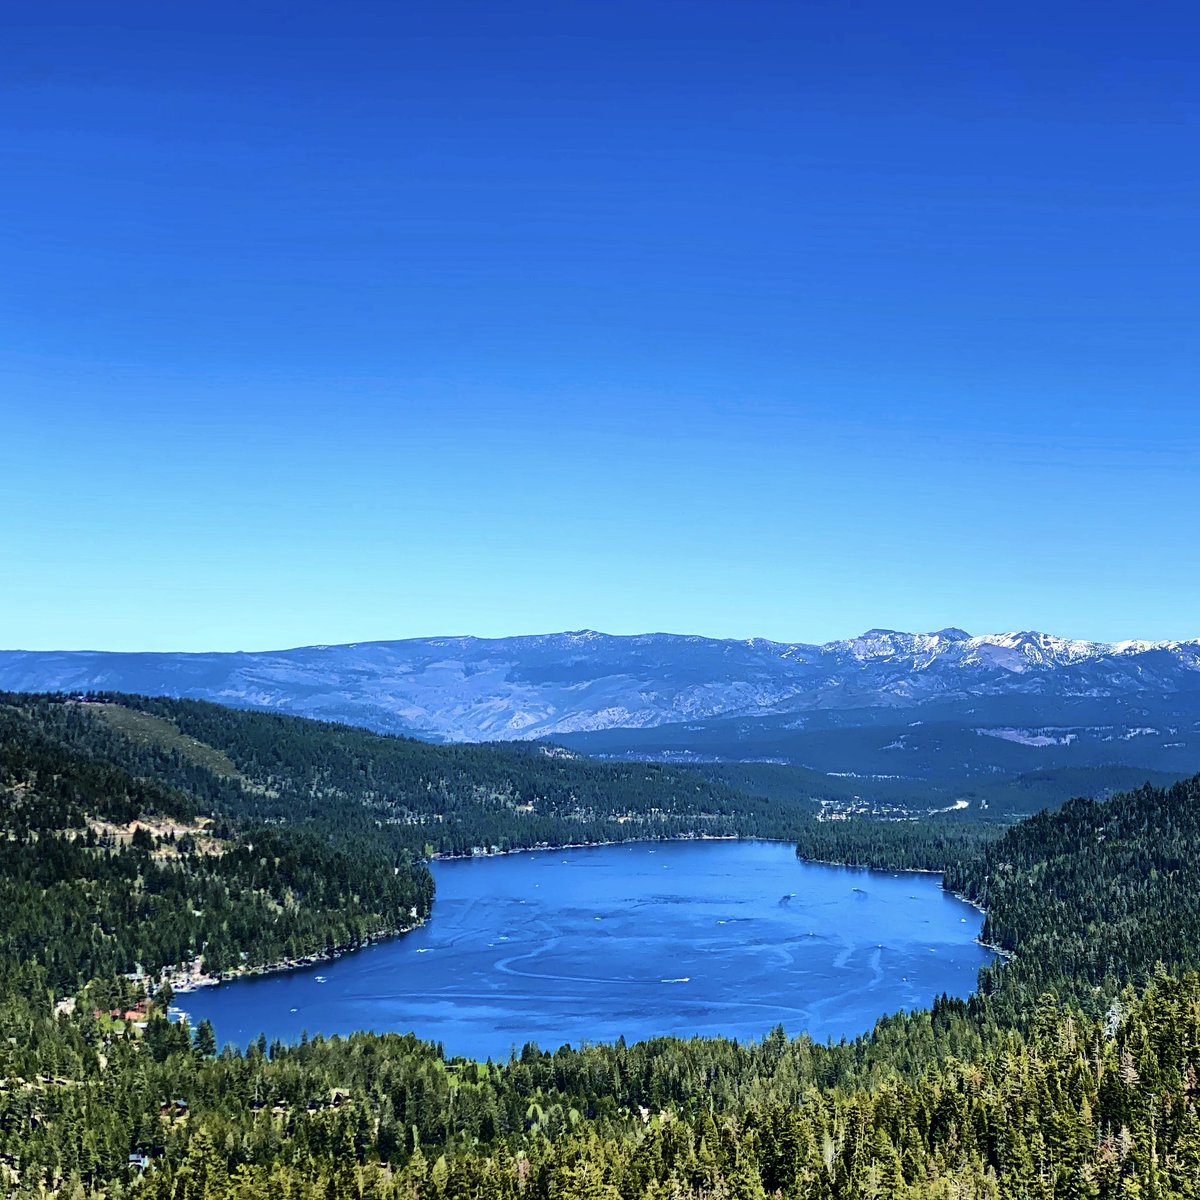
{"left": 3, "top": 1, "right": 1198, "bottom": 651}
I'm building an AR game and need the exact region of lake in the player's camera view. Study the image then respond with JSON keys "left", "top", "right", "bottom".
{"left": 179, "top": 840, "right": 994, "bottom": 1060}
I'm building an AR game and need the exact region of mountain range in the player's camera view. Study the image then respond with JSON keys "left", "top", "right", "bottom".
{"left": 2, "top": 630, "right": 1199, "bottom": 793}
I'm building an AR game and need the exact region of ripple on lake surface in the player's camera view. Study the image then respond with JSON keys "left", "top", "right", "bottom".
{"left": 180, "top": 840, "right": 994, "bottom": 1059}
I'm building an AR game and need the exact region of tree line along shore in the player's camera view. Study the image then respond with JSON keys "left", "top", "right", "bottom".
{"left": 1, "top": 690, "right": 1197, "bottom": 1198}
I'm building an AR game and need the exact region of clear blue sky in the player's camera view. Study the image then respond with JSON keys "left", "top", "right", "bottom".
{"left": 3, "top": 1, "right": 1198, "bottom": 651}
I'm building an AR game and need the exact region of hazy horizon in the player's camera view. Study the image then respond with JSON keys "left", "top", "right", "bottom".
{"left": 4, "top": 622, "right": 1198, "bottom": 657}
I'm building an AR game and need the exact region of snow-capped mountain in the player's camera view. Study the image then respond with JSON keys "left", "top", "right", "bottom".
{"left": 1, "top": 629, "right": 1198, "bottom": 747}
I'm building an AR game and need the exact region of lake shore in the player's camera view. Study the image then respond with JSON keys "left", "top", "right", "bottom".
{"left": 171, "top": 837, "right": 1008, "bottom": 1001}
{"left": 792, "top": 854, "right": 1011, "bottom": 959}
{"left": 171, "top": 834, "right": 755, "bottom": 997}
{"left": 431, "top": 831, "right": 744, "bottom": 861}
{"left": 177, "top": 840, "right": 996, "bottom": 1058}
{"left": 165, "top": 917, "right": 425, "bottom": 995}
{"left": 169, "top": 835, "right": 750, "bottom": 995}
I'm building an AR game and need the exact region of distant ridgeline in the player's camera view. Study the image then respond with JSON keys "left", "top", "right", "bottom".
{"left": 6, "top": 688, "right": 1200, "bottom": 1197}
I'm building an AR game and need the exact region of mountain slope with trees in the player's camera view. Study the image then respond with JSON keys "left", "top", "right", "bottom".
{"left": 29, "top": 691, "right": 816, "bottom": 853}
{"left": 0, "top": 697, "right": 434, "bottom": 993}
{"left": 0, "top": 690, "right": 821, "bottom": 992}
{"left": 3, "top": 689, "right": 1200, "bottom": 1198}
{"left": 3, "top": 634, "right": 1198, "bottom": 824}
{"left": 948, "top": 772, "right": 1200, "bottom": 1016}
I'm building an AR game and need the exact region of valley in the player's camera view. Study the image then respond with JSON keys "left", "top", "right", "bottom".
{"left": 7, "top": 0, "right": 1195, "bottom": 1192}
{"left": 4, "top": 684, "right": 1200, "bottom": 1198}
{"left": 5, "top": 628, "right": 1198, "bottom": 823}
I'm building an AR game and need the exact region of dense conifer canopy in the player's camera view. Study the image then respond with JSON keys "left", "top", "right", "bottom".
{"left": 0, "top": 690, "right": 1197, "bottom": 1198}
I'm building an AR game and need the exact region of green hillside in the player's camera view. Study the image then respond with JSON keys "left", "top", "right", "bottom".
{"left": 6, "top": 691, "right": 1200, "bottom": 1198}
{"left": 21, "top": 691, "right": 814, "bottom": 852}
{"left": 948, "top": 772, "right": 1200, "bottom": 1015}
{"left": 0, "top": 690, "right": 824, "bottom": 992}
{"left": 0, "top": 696, "right": 434, "bottom": 992}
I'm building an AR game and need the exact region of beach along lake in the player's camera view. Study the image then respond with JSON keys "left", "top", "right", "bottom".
{"left": 179, "top": 840, "right": 994, "bottom": 1060}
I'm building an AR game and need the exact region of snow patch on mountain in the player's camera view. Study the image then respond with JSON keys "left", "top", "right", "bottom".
{"left": 1, "top": 629, "right": 1198, "bottom": 744}
{"left": 976, "top": 728, "right": 1079, "bottom": 747}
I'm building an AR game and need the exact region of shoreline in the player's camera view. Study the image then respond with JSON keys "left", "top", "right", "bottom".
{"left": 790, "top": 853, "right": 945, "bottom": 877}
{"left": 444, "top": 838, "right": 961, "bottom": 880}
{"left": 170, "top": 834, "right": 755, "bottom": 995}
{"left": 792, "top": 853, "right": 1011, "bottom": 960}
{"left": 166, "top": 918, "right": 424, "bottom": 995}
{"left": 431, "top": 831, "right": 747, "bottom": 862}
{"left": 951, "top": 890, "right": 1013, "bottom": 959}
{"left": 171, "top": 835, "right": 1007, "bottom": 999}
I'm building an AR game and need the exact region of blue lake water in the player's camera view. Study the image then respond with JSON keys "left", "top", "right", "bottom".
{"left": 180, "top": 840, "right": 994, "bottom": 1060}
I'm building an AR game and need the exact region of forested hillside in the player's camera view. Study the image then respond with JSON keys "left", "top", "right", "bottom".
{"left": 18, "top": 692, "right": 812, "bottom": 855}
{"left": 0, "top": 698, "right": 433, "bottom": 993}
{"left": 792, "top": 815, "right": 1000, "bottom": 872}
{"left": 4, "top": 689, "right": 1200, "bottom": 1198}
{"left": 7, "top": 936, "right": 1200, "bottom": 1197}
{"left": 948, "top": 773, "right": 1200, "bottom": 1015}
{"left": 0, "top": 691, "right": 813, "bottom": 992}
